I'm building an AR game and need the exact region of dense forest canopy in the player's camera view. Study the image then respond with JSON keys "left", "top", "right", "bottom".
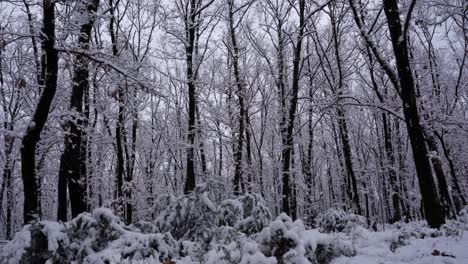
{"left": 0, "top": 0, "right": 467, "bottom": 241}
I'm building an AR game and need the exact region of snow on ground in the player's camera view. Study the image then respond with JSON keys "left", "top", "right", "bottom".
{"left": 1, "top": 193, "right": 467, "bottom": 264}
{"left": 332, "top": 225, "right": 468, "bottom": 264}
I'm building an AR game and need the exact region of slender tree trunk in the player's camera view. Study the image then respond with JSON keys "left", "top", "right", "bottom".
{"left": 425, "top": 134, "right": 454, "bottom": 218}
{"left": 228, "top": 0, "right": 248, "bottom": 195}
{"left": 195, "top": 102, "right": 207, "bottom": 177}
{"left": 383, "top": 0, "right": 445, "bottom": 228}
{"left": 382, "top": 113, "right": 401, "bottom": 222}
{"left": 58, "top": 0, "right": 99, "bottom": 221}
{"left": 21, "top": 0, "right": 58, "bottom": 224}
{"left": 331, "top": 121, "right": 349, "bottom": 210}
{"left": 0, "top": 44, "right": 15, "bottom": 238}
{"left": 333, "top": 8, "right": 361, "bottom": 214}
{"left": 435, "top": 132, "right": 466, "bottom": 211}
{"left": 336, "top": 108, "right": 362, "bottom": 215}
{"left": 109, "top": 0, "right": 125, "bottom": 212}
{"left": 125, "top": 109, "right": 137, "bottom": 224}
{"left": 245, "top": 112, "right": 253, "bottom": 191}
{"left": 184, "top": 0, "right": 198, "bottom": 194}
{"left": 281, "top": 0, "right": 305, "bottom": 217}
{"left": 1, "top": 131, "right": 14, "bottom": 239}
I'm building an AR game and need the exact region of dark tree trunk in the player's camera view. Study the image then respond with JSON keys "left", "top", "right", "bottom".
{"left": 1, "top": 130, "right": 15, "bottom": 239}
{"left": 382, "top": 114, "right": 401, "bottom": 222}
{"left": 281, "top": 0, "right": 305, "bottom": 217}
{"left": 331, "top": 121, "right": 349, "bottom": 210}
{"left": 196, "top": 103, "right": 207, "bottom": 176}
{"left": 108, "top": 0, "right": 126, "bottom": 213}
{"left": 329, "top": 3, "right": 361, "bottom": 214}
{"left": 228, "top": 0, "right": 247, "bottom": 195}
{"left": 425, "top": 134, "right": 454, "bottom": 218}
{"left": 383, "top": 0, "right": 445, "bottom": 228}
{"left": 115, "top": 100, "right": 125, "bottom": 207}
{"left": 435, "top": 132, "right": 466, "bottom": 212}
{"left": 0, "top": 45, "right": 15, "bottom": 238}
{"left": 301, "top": 78, "right": 315, "bottom": 220}
{"left": 183, "top": 0, "right": 197, "bottom": 194}
{"left": 362, "top": 31, "right": 402, "bottom": 221}
{"left": 336, "top": 108, "right": 362, "bottom": 215}
{"left": 125, "top": 108, "right": 137, "bottom": 224}
{"left": 395, "top": 118, "right": 412, "bottom": 219}
{"left": 58, "top": 0, "right": 99, "bottom": 221}
{"left": 290, "top": 144, "right": 297, "bottom": 220}
{"left": 245, "top": 112, "right": 253, "bottom": 191}
{"left": 21, "top": 0, "right": 58, "bottom": 224}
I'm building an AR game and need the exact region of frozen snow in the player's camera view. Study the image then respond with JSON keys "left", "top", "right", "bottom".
{"left": 1, "top": 196, "right": 468, "bottom": 264}
{"left": 332, "top": 225, "right": 468, "bottom": 264}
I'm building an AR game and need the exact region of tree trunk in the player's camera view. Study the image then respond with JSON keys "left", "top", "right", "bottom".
{"left": 58, "top": 0, "right": 99, "bottom": 221}
{"left": 125, "top": 108, "right": 137, "bottom": 224}
{"left": 21, "top": 0, "right": 58, "bottom": 224}
{"left": 383, "top": 0, "right": 445, "bottom": 228}
{"left": 382, "top": 113, "right": 401, "bottom": 222}
{"left": 228, "top": 0, "right": 247, "bottom": 195}
{"left": 281, "top": 0, "right": 305, "bottom": 217}
{"left": 109, "top": 0, "right": 126, "bottom": 213}
{"left": 425, "top": 134, "right": 454, "bottom": 218}
{"left": 184, "top": 0, "right": 197, "bottom": 194}
{"left": 435, "top": 132, "right": 466, "bottom": 212}
{"left": 0, "top": 44, "right": 15, "bottom": 238}
{"left": 329, "top": 3, "right": 361, "bottom": 214}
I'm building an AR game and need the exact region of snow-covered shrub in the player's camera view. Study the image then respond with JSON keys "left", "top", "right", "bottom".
{"left": 257, "top": 213, "right": 303, "bottom": 263}
{"left": 315, "top": 208, "right": 367, "bottom": 233}
{"left": 393, "top": 221, "right": 442, "bottom": 239}
{"left": 155, "top": 184, "right": 218, "bottom": 242}
{"left": 389, "top": 221, "right": 443, "bottom": 252}
{"left": 257, "top": 214, "right": 355, "bottom": 264}
{"left": 152, "top": 194, "right": 176, "bottom": 219}
{"left": 0, "top": 208, "right": 177, "bottom": 264}
{"left": 134, "top": 220, "right": 159, "bottom": 234}
{"left": 219, "top": 199, "right": 244, "bottom": 227}
{"left": 219, "top": 194, "right": 272, "bottom": 235}
{"left": 0, "top": 228, "right": 32, "bottom": 264}
{"left": 0, "top": 221, "right": 67, "bottom": 264}
{"left": 303, "top": 208, "right": 319, "bottom": 229}
{"left": 455, "top": 205, "right": 468, "bottom": 228}
{"left": 204, "top": 237, "right": 276, "bottom": 264}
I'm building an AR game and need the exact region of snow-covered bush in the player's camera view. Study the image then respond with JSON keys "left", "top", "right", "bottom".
{"left": 389, "top": 221, "right": 445, "bottom": 252}
{"left": 201, "top": 226, "right": 276, "bottom": 264}
{"left": 0, "top": 208, "right": 177, "bottom": 264}
{"left": 257, "top": 213, "right": 355, "bottom": 264}
{"left": 315, "top": 208, "right": 367, "bottom": 233}
{"left": 155, "top": 184, "right": 218, "bottom": 242}
{"left": 456, "top": 205, "right": 468, "bottom": 228}
{"left": 220, "top": 194, "right": 272, "bottom": 235}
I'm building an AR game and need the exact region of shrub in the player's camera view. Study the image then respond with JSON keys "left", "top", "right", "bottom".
{"left": 219, "top": 194, "right": 272, "bottom": 235}
{"left": 315, "top": 208, "right": 367, "bottom": 233}
{"left": 0, "top": 208, "right": 177, "bottom": 264}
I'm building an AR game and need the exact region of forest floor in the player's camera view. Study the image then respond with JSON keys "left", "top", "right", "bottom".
{"left": 331, "top": 225, "right": 468, "bottom": 264}
{"left": 1, "top": 191, "right": 467, "bottom": 264}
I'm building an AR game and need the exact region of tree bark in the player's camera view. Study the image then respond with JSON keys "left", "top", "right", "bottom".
{"left": 282, "top": 0, "right": 305, "bottom": 217}
{"left": 20, "top": 0, "right": 58, "bottom": 224}
{"left": 383, "top": 0, "right": 445, "bottom": 228}
{"left": 58, "top": 0, "right": 99, "bottom": 221}
{"left": 425, "top": 134, "right": 454, "bottom": 218}
{"left": 183, "top": 0, "right": 198, "bottom": 194}
{"left": 329, "top": 3, "right": 362, "bottom": 214}
{"left": 109, "top": 0, "right": 125, "bottom": 214}
{"left": 228, "top": 0, "right": 247, "bottom": 195}
{"left": 435, "top": 132, "right": 466, "bottom": 212}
